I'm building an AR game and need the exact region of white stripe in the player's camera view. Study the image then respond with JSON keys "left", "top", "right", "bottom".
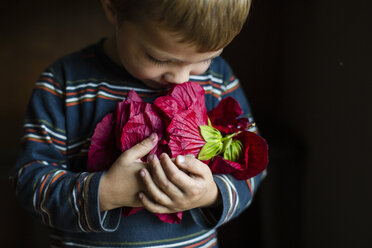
{"left": 199, "top": 237, "right": 217, "bottom": 248}
{"left": 72, "top": 182, "right": 87, "bottom": 232}
{"left": 190, "top": 74, "right": 224, "bottom": 84}
{"left": 248, "top": 126, "right": 258, "bottom": 132}
{"left": 217, "top": 175, "right": 240, "bottom": 222}
{"left": 36, "top": 82, "right": 63, "bottom": 95}
{"left": 82, "top": 175, "right": 96, "bottom": 232}
{"left": 220, "top": 175, "right": 240, "bottom": 218}
{"left": 214, "top": 175, "right": 234, "bottom": 224}
{"left": 39, "top": 170, "right": 65, "bottom": 227}
{"left": 66, "top": 82, "right": 160, "bottom": 93}
{"left": 23, "top": 133, "right": 66, "bottom": 151}
{"left": 24, "top": 133, "right": 50, "bottom": 141}
{"left": 67, "top": 139, "right": 89, "bottom": 150}
{"left": 202, "top": 85, "right": 222, "bottom": 96}
{"left": 24, "top": 123, "right": 66, "bottom": 140}
{"left": 41, "top": 72, "right": 55, "bottom": 77}
{"left": 66, "top": 91, "right": 124, "bottom": 103}
{"left": 224, "top": 78, "right": 239, "bottom": 90}
{"left": 50, "top": 229, "right": 216, "bottom": 248}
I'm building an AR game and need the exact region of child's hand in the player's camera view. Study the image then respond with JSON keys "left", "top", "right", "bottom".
{"left": 98, "top": 133, "right": 158, "bottom": 212}
{"left": 138, "top": 154, "right": 221, "bottom": 214}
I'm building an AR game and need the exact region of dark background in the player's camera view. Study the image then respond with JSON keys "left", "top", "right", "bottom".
{"left": 1, "top": 0, "right": 371, "bottom": 247}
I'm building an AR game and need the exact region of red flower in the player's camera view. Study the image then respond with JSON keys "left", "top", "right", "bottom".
{"left": 206, "top": 97, "right": 268, "bottom": 179}
{"left": 154, "top": 82, "right": 208, "bottom": 157}
{"left": 158, "top": 83, "right": 268, "bottom": 180}
{"left": 87, "top": 90, "right": 182, "bottom": 224}
{"left": 87, "top": 82, "right": 268, "bottom": 224}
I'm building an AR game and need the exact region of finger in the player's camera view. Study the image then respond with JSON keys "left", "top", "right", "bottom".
{"left": 123, "top": 133, "right": 158, "bottom": 160}
{"left": 139, "top": 168, "right": 172, "bottom": 206}
{"left": 138, "top": 192, "right": 171, "bottom": 214}
{"left": 159, "top": 153, "right": 194, "bottom": 190}
{"left": 175, "top": 155, "right": 210, "bottom": 177}
{"left": 149, "top": 154, "right": 183, "bottom": 198}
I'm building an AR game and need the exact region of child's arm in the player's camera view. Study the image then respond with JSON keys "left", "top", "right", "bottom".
{"left": 10, "top": 68, "right": 153, "bottom": 233}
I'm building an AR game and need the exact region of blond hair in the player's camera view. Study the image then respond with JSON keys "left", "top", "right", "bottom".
{"left": 111, "top": 0, "right": 251, "bottom": 52}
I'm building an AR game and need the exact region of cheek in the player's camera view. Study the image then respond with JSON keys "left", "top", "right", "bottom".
{"left": 129, "top": 64, "right": 165, "bottom": 80}
{"left": 191, "top": 64, "right": 211, "bottom": 75}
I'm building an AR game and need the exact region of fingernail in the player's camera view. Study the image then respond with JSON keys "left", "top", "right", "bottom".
{"left": 149, "top": 133, "right": 157, "bottom": 141}
{"left": 139, "top": 193, "right": 144, "bottom": 199}
{"left": 140, "top": 169, "right": 146, "bottom": 177}
{"left": 148, "top": 154, "right": 154, "bottom": 161}
{"left": 177, "top": 155, "right": 185, "bottom": 164}
{"left": 159, "top": 153, "right": 167, "bottom": 159}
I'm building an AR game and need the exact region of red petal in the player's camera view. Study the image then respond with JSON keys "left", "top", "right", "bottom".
{"left": 155, "top": 212, "right": 183, "bottom": 224}
{"left": 168, "top": 82, "right": 206, "bottom": 111}
{"left": 154, "top": 82, "right": 208, "bottom": 125}
{"left": 87, "top": 113, "right": 120, "bottom": 172}
{"left": 167, "top": 110, "right": 207, "bottom": 157}
{"left": 121, "top": 110, "right": 164, "bottom": 156}
{"left": 208, "top": 97, "right": 246, "bottom": 128}
{"left": 208, "top": 131, "right": 268, "bottom": 180}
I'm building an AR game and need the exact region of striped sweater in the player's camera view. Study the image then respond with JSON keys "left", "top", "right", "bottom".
{"left": 11, "top": 40, "right": 266, "bottom": 247}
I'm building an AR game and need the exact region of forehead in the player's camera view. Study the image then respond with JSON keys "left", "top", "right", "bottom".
{"left": 128, "top": 21, "right": 222, "bottom": 63}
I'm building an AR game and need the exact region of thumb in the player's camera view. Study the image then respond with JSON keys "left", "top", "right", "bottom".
{"left": 175, "top": 155, "right": 208, "bottom": 177}
{"left": 123, "top": 133, "right": 158, "bottom": 160}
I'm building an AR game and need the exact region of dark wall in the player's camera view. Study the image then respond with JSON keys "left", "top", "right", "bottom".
{"left": 1, "top": 0, "right": 371, "bottom": 247}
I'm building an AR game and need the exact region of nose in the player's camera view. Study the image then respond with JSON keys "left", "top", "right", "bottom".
{"left": 163, "top": 66, "right": 190, "bottom": 84}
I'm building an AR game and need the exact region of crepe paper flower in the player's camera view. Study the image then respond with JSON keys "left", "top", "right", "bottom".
{"left": 154, "top": 81, "right": 208, "bottom": 127}
{"left": 153, "top": 82, "right": 209, "bottom": 158}
{"left": 87, "top": 90, "right": 182, "bottom": 224}
{"left": 156, "top": 83, "right": 268, "bottom": 180}
{"left": 201, "top": 97, "right": 268, "bottom": 180}
{"left": 208, "top": 130, "right": 268, "bottom": 180}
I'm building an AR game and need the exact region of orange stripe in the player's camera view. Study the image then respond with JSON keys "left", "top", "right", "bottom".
{"left": 25, "top": 137, "right": 52, "bottom": 144}
{"left": 38, "top": 174, "right": 51, "bottom": 199}
{"left": 50, "top": 171, "right": 67, "bottom": 184}
{"left": 184, "top": 233, "right": 216, "bottom": 248}
{"left": 67, "top": 87, "right": 129, "bottom": 97}
{"left": 195, "top": 80, "right": 223, "bottom": 89}
{"left": 51, "top": 137, "right": 66, "bottom": 146}
{"left": 35, "top": 86, "right": 63, "bottom": 97}
{"left": 25, "top": 129, "right": 66, "bottom": 146}
{"left": 221, "top": 83, "right": 240, "bottom": 95}
{"left": 226, "top": 189, "right": 236, "bottom": 219}
{"left": 40, "top": 76, "right": 61, "bottom": 88}
{"left": 204, "top": 90, "right": 221, "bottom": 99}
{"left": 246, "top": 179, "right": 253, "bottom": 195}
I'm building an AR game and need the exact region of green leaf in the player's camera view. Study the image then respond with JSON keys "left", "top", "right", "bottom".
{"left": 223, "top": 139, "right": 243, "bottom": 162}
{"left": 198, "top": 140, "right": 223, "bottom": 160}
{"left": 199, "top": 125, "right": 222, "bottom": 142}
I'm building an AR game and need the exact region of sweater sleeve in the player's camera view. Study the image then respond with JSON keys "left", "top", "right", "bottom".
{"left": 190, "top": 57, "right": 267, "bottom": 229}
{"left": 10, "top": 69, "right": 121, "bottom": 232}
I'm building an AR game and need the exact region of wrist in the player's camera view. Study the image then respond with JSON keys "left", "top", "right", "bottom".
{"left": 99, "top": 173, "right": 115, "bottom": 211}
{"left": 203, "top": 182, "right": 222, "bottom": 208}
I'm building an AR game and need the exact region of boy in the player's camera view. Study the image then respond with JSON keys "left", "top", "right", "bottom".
{"left": 11, "top": 0, "right": 266, "bottom": 247}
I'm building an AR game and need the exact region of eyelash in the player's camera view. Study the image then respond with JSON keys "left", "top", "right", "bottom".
{"left": 146, "top": 54, "right": 213, "bottom": 67}
{"left": 146, "top": 54, "right": 169, "bottom": 66}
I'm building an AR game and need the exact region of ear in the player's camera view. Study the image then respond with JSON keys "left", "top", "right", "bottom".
{"left": 101, "top": 0, "right": 117, "bottom": 25}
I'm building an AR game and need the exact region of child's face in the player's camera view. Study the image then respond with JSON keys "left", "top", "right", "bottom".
{"left": 110, "top": 21, "right": 223, "bottom": 89}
